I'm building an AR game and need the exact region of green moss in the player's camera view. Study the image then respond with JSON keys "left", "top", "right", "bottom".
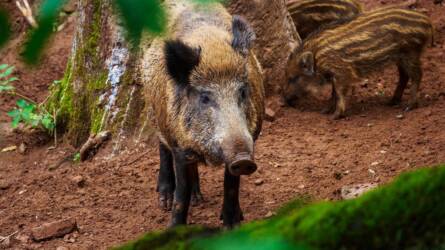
{"left": 114, "top": 226, "right": 217, "bottom": 250}
{"left": 115, "top": 165, "right": 445, "bottom": 250}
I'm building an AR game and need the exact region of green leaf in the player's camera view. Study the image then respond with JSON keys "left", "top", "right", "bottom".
{"left": 0, "top": 85, "right": 14, "bottom": 92}
{"left": 22, "top": 0, "right": 67, "bottom": 64}
{"left": 0, "top": 66, "right": 14, "bottom": 78}
{"left": 11, "top": 116, "right": 21, "bottom": 128}
{"left": 0, "top": 10, "right": 11, "bottom": 48}
{"left": 16, "top": 99, "right": 28, "bottom": 108}
{"left": 73, "top": 152, "right": 80, "bottom": 163}
{"left": 7, "top": 109, "right": 20, "bottom": 118}
{"left": 7, "top": 77, "right": 18, "bottom": 82}
{"left": 41, "top": 115, "right": 55, "bottom": 130}
{"left": 0, "top": 64, "right": 8, "bottom": 70}
{"left": 113, "top": 0, "right": 166, "bottom": 45}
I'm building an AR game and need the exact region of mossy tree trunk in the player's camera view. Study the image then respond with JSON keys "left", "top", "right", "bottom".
{"left": 50, "top": 0, "right": 299, "bottom": 149}
{"left": 49, "top": 0, "right": 151, "bottom": 150}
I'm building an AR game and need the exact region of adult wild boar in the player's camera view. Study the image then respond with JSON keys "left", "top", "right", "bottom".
{"left": 284, "top": 7, "right": 433, "bottom": 119}
{"left": 142, "top": 1, "right": 264, "bottom": 227}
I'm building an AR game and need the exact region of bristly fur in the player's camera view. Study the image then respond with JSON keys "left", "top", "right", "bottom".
{"left": 231, "top": 15, "right": 256, "bottom": 56}
{"left": 287, "top": 0, "right": 363, "bottom": 40}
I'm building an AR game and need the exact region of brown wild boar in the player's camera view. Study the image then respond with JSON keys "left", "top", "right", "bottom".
{"left": 287, "top": 0, "right": 363, "bottom": 40}
{"left": 284, "top": 7, "right": 433, "bottom": 119}
{"left": 142, "top": 1, "right": 264, "bottom": 227}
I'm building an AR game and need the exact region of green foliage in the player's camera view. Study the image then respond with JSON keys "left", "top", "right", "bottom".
{"left": 7, "top": 99, "right": 55, "bottom": 131}
{"left": 117, "top": 165, "right": 445, "bottom": 250}
{"left": 0, "top": 10, "right": 11, "bottom": 48}
{"left": 0, "top": 64, "right": 18, "bottom": 92}
{"left": 22, "top": 0, "right": 66, "bottom": 64}
{"left": 113, "top": 0, "right": 166, "bottom": 45}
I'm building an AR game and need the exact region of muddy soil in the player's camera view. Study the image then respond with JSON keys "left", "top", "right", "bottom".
{"left": 1, "top": 0, "right": 444, "bottom": 249}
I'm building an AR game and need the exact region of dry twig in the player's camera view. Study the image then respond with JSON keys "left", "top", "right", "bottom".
{"left": 15, "top": 0, "right": 38, "bottom": 28}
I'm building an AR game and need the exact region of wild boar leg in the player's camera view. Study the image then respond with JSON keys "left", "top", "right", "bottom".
{"left": 404, "top": 56, "right": 422, "bottom": 111}
{"left": 332, "top": 79, "right": 349, "bottom": 119}
{"left": 190, "top": 164, "right": 204, "bottom": 205}
{"left": 170, "top": 150, "right": 194, "bottom": 226}
{"left": 322, "top": 85, "right": 338, "bottom": 114}
{"left": 157, "top": 142, "right": 175, "bottom": 211}
{"left": 221, "top": 168, "right": 244, "bottom": 228}
{"left": 388, "top": 65, "right": 409, "bottom": 106}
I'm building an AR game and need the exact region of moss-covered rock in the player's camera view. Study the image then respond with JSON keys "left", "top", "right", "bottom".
{"left": 116, "top": 165, "right": 445, "bottom": 250}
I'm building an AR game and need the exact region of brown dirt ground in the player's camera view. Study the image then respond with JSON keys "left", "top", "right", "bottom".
{"left": 1, "top": 0, "right": 445, "bottom": 249}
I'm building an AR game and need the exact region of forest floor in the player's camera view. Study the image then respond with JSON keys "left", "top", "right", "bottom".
{"left": 1, "top": 0, "right": 445, "bottom": 249}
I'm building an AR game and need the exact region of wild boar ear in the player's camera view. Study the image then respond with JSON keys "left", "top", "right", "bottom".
{"left": 300, "top": 51, "right": 315, "bottom": 76}
{"left": 164, "top": 39, "right": 201, "bottom": 85}
{"left": 231, "top": 15, "right": 256, "bottom": 56}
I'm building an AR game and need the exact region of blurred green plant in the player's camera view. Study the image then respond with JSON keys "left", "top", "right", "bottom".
{"left": 0, "top": 10, "right": 11, "bottom": 48}
{"left": 21, "top": 0, "right": 67, "bottom": 64}
{"left": 0, "top": 0, "right": 223, "bottom": 64}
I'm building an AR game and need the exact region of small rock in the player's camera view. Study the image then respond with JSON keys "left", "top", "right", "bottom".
{"left": 264, "top": 107, "right": 276, "bottom": 122}
{"left": 380, "top": 150, "right": 387, "bottom": 154}
{"left": 0, "top": 179, "right": 11, "bottom": 190}
{"left": 298, "top": 184, "right": 305, "bottom": 189}
{"left": 265, "top": 211, "right": 274, "bottom": 218}
{"left": 31, "top": 218, "right": 77, "bottom": 241}
{"left": 16, "top": 232, "right": 31, "bottom": 243}
{"left": 341, "top": 183, "right": 378, "bottom": 200}
{"left": 18, "top": 143, "right": 27, "bottom": 154}
{"left": 71, "top": 176, "right": 85, "bottom": 187}
{"left": 370, "top": 161, "right": 379, "bottom": 166}
{"left": 396, "top": 114, "right": 404, "bottom": 119}
{"left": 18, "top": 190, "right": 26, "bottom": 195}
{"left": 254, "top": 179, "right": 264, "bottom": 186}
{"left": 368, "top": 169, "right": 376, "bottom": 176}
{"left": 56, "top": 247, "right": 69, "bottom": 250}
{"left": 366, "top": 123, "right": 373, "bottom": 127}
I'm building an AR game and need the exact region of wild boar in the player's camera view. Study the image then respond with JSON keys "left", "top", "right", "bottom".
{"left": 287, "top": 0, "right": 363, "bottom": 40}
{"left": 284, "top": 7, "right": 433, "bottom": 119}
{"left": 143, "top": 1, "right": 264, "bottom": 227}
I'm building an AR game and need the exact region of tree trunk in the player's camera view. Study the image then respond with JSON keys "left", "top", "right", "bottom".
{"left": 48, "top": 0, "right": 152, "bottom": 151}
{"left": 50, "top": 0, "right": 300, "bottom": 148}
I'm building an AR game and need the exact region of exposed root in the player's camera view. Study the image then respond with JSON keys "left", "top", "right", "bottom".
{"left": 79, "top": 131, "right": 111, "bottom": 161}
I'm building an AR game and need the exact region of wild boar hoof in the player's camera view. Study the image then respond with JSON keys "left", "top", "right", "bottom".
{"left": 159, "top": 192, "right": 174, "bottom": 211}
{"left": 331, "top": 112, "right": 345, "bottom": 120}
{"left": 405, "top": 103, "right": 418, "bottom": 111}
{"left": 321, "top": 105, "right": 335, "bottom": 114}
{"left": 220, "top": 208, "right": 244, "bottom": 228}
{"left": 387, "top": 98, "right": 401, "bottom": 106}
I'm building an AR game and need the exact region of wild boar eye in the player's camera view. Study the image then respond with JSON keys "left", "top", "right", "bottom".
{"left": 199, "top": 92, "right": 211, "bottom": 105}
{"left": 239, "top": 85, "right": 248, "bottom": 102}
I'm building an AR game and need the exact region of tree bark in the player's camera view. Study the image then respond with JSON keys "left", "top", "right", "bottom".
{"left": 50, "top": 0, "right": 300, "bottom": 148}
